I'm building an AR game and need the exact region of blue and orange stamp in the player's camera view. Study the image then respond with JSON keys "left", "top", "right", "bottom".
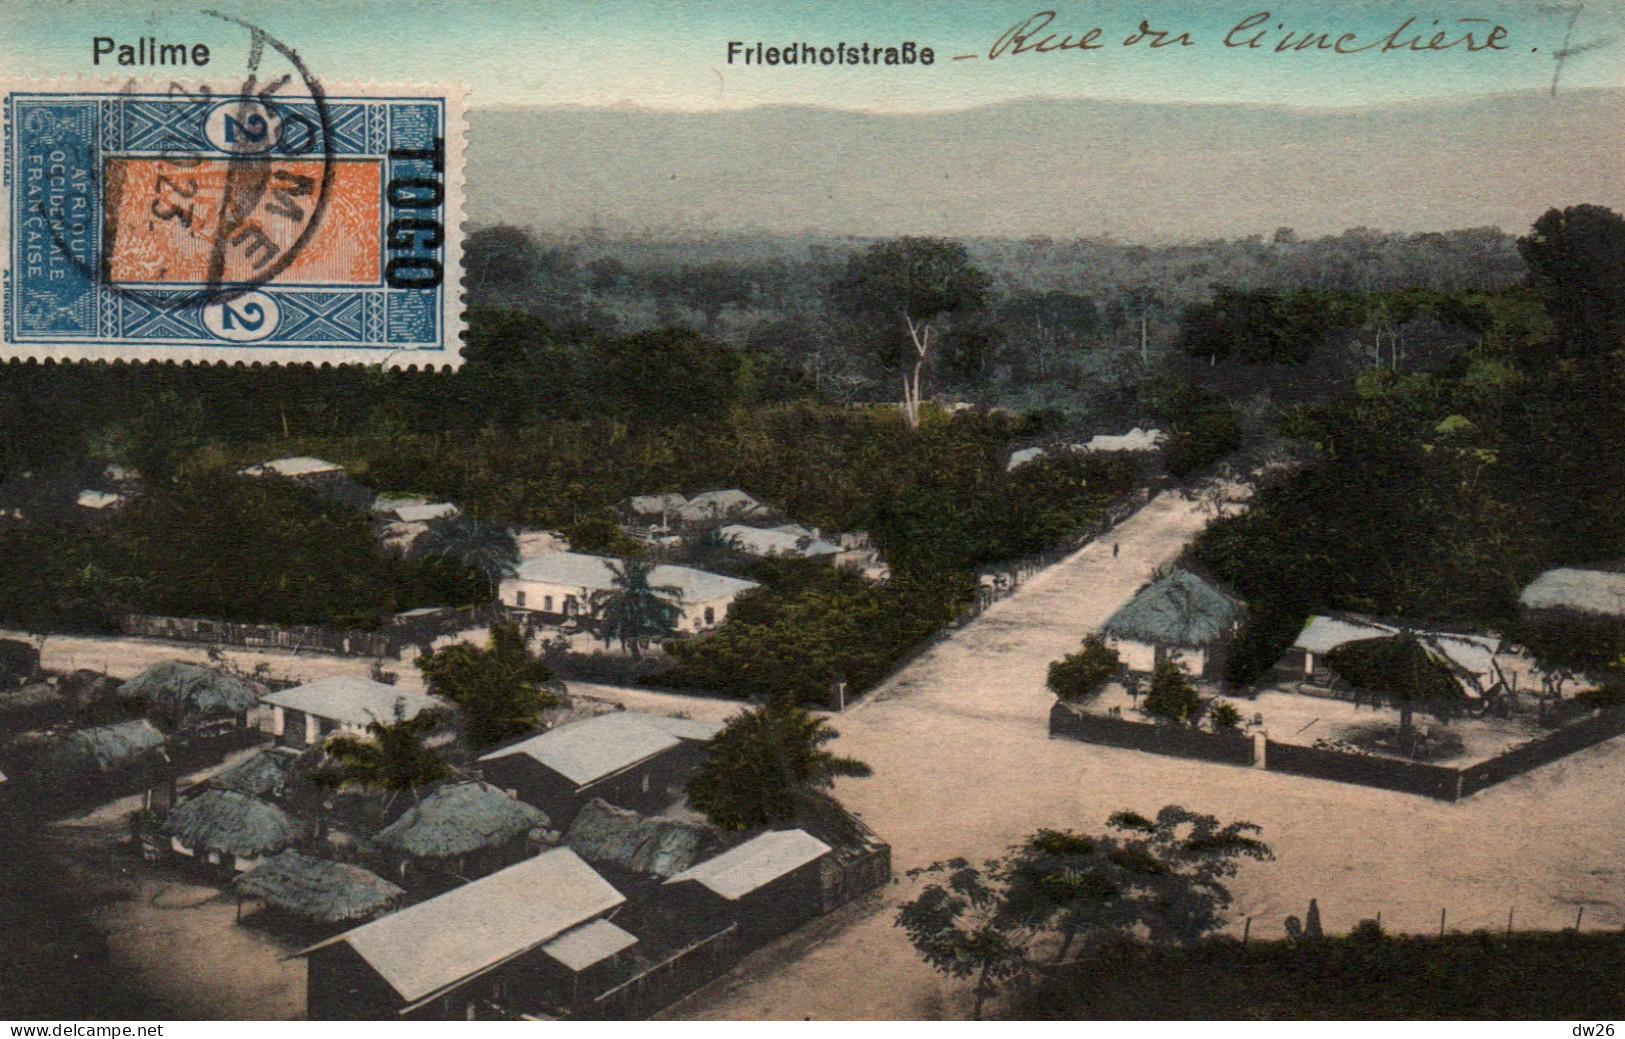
{"left": 3, "top": 73, "right": 465, "bottom": 367}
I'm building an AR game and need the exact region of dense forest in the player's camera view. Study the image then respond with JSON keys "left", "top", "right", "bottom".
{"left": 1187, "top": 205, "right": 1625, "bottom": 681}
{"left": 0, "top": 208, "right": 1616, "bottom": 702}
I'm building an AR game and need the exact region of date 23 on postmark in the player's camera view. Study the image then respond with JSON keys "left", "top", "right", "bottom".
{"left": 2, "top": 75, "right": 466, "bottom": 368}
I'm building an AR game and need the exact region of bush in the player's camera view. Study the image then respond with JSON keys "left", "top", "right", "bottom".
{"left": 1047, "top": 635, "right": 1122, "bottom": 703}
{"left": 1209, "top": 700, "right": 1243, "bottom": 730}
{"left": 1143, "top": 660, "right": 1200, "bottom": 723}
{"left": 1164, "top": 409, "right": 1243, "bottom": 479}
{"left": 1577, "top": 683, "right": 1625, "bottom": 709}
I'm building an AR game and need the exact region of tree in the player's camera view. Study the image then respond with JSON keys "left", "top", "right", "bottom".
{"left": 900, "top": 807, "right": 1272, "bottom": 1016}
{"left": 829, "top": 238, "right": 989, "bottom": 428}
{"left": 685, "top": 700, "right": 872, "bottom": 831}
{"left": 1209, "top": 700, "right": 1243, "bottom": 730}
{"left": 312, "top": 700, "right": 450, "bottom": 794}
{"left": 1047, "top": 635, "right": 1122, "bottom": 703}
{"left": 416, "top": 621, "right": 563, "bottom": 750}
{"left": 1142, "top": 660, "right": 1199, "bottom": 723}
{"left": 414, "top": 516, "right": 518, "bottom": 598}
{"left": 1517, "top": 204, "right": 1625, "bottom": 362}
{"left": 895, "top": 859, "right": 1032, "bottom": 1019}
{"left": 997, "top": 808, "right": 1271, "bottom": 961}
{"left": 463, "top": 224, "right": 542, "bottom": 304}
{"left": 1324, "top": 633, "right": 1468, "bottom": 750}
{"left": 590, "top": 558, "right": 683, "bottom": 657}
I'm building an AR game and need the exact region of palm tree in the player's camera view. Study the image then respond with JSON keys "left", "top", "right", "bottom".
{"left": 686, "top": 701, "right": 873, "bottom": 831}
{"left": 312, "top": 700, "right": 451, "bottom": 794}
{"left": 415, "top": 516, "right": 519, "bottom": 595}
{"left": 589, "top": 558, "right": 684, "bottom": 657}
{"left": 1325, "top": 632, "right": 1467, "bottom": 751}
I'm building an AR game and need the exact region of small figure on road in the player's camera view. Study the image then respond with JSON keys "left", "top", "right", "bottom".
{"left": 1112, "top": 542, "right": 1119, "bottom": 558}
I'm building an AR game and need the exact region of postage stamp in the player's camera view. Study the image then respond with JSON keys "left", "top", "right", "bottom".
{"left": 3, "top": 76, "right": 465, "bottom": 367}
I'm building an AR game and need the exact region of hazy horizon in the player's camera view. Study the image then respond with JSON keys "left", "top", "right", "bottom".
{"left": 466, "top": 87, "right": 1625, "bottom": 243}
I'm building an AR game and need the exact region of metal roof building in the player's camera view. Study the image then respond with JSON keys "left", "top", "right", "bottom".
{"left": 480, "top": 712, "right": 693, "bottom": 787}
{"left": 665, "top": 829, "right": 832, "bottom": 901}
{"left": 302, "top": 847, "right": 627, "bottom": 1012}
{"left": 261, "top": 676, "right": 445, "bottom": 729}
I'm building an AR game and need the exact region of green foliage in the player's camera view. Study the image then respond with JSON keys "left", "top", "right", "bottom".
{"left": 1009, "top": 929, "right": 1625, "bottom": 1020}
{"left": 1047, "top": 635, "right": 1121, "bottom": 703}
{"left": 1575, "top": 683, "right": 1625, "bottom": 709}
{"left": 312, "top": 701, "right": 451, "bottom": 794}
{"left": 1186, "top": 300, "right": 1603, "bottom": 684}
{"left": 12, "top": 471, "right": 483, "bottom": 631}
{"left": 685, "top": 700, "right": 872, "bottom": 832}
{"left": 1143, "top": 661, "right": 1200, "bottom": 723}
{"left": 659, "top": 561, "right": 969, "bottom": 706}
{"left": 895, "top": 859, "right": 1032, "bottom": 1020}
{"left": 900, "top": 807, "right": 1272, "bottom": 1015}
{"left": 1517, "top": 204, "right": 1625, "bottom": 363}
{"left": 1137, "top": 377, "right": 1243, "bottom": 478}
{"left": 830, "top": 237, "right": 990, "bottom": 326}
{"left": 416, "top": 622, "right": 562, "bottom": 750}
{"left": 1209, "top": 700, "right": 1243, "bottom": 730}
{"left": 1325, "top": 636, "right": 1465, "bottom": 707}
{"left": 1507, "top": 613, "right": 1625, "bottom": 676}
{"left": 590, "top": 558, "right": 683, "bottom": 656}
{"left": 1179, "top": 287, "right": 1341, "bottom": 365}
{"left": 1163, "top": 409, "right": 1243, "bottom": 479}
{"left": 1324, "top": 634, "right": 1468, "bottom": 743}
{"left": 560, "top": 511, "right": 645, "bottom": 557}
{"left": 413, "top": 516, "right": 519, "bottom": 595}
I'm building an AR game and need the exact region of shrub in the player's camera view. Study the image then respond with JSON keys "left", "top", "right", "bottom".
{"left": 1577, "top": 683, "right": 1625, "bottom": 709}
{"left": 1047, "top": 635, "right": 1122, "bottom": 703}
{"left": 1209, "top": 700, "right": 1243, "bottom": 730}
{"left": 1143, "top": 660, "right": 1200, "bottom": 723}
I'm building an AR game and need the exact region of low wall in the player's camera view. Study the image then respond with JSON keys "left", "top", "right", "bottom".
{"left": 1459, "top": 707, "right": 1625, "bottom": 797}
{"left": 1052, "top": 696, "right": 1625, "bottom": 802}
{"left": 818, "top": 837, "right": 892, "bottom": 914}
{"left": 583, "top": 924, "right": 740, "bottom": 1021}
{"left": 1050, "top": 702, "right": 1255, "bottom": 766}
{"left": 122, "top": 614, "right": 398, "bottom": 658}
{"left": 1263, "top": 739, "right": 1462, "bottom": 800}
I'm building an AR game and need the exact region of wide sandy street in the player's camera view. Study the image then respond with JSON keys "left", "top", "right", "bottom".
{"left": 669, "top": 490, "right": 1625, "bottom": 1020}
{"left": 12, "top": 490, "right": 1625, "bottom": 1020}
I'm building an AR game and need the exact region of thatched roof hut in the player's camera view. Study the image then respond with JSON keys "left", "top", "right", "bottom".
{"left": 565, "top": 798, "right": 712, "bottom": 878}
{"left": 212, "top": 749, "right": 297, "bottom": 798}
{"left": 162, "top": 788, "right": 311, "bottom": 858}
{"left": 235, "top": 851, "right": 405, "bottom": 924}
{"left": 53, "top": 719, "right": 165, "bottom": 772}
{"left": 374, "top": 781, "right": 550, "bottom": 860}
{"left": 120, "top": 660, "right": 259, "bottom": 718}
{"left": 1100, "top": 569, "right": 1244, "bottom": 649}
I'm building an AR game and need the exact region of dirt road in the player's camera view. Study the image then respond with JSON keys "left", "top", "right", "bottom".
{"left": 669, "top": 490, "right": 1625, "bottom": 1020}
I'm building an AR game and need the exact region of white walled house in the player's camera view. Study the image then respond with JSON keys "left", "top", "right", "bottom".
{"left": 259, "top": 676, "right": 449, "bottom": 750}
{"left": 499, "top": 552, "right": 759, "bottom": 632}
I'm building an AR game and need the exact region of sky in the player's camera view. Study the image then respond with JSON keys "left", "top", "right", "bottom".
{"left": 2, "top": 0, "right": 1623, "bottom": 111}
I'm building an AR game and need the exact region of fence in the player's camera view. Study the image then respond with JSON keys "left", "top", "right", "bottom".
{"left": 969, "top": 489, "right": 1150, "bottom": 617}
{"left": 1053, "top": 696, "right": 1625, "bottom": 802}
{"left": 1262, "top": 738, "right": 1462, "bottom": 800}
{"left": 846, "top": 488, "right": 1151, "bottom": 711}
{"left": 582, "top": 924, "right": 740, "bottom": 1021}
{"left": 120, "top": 605, "right": 499, "bottom": 660}
{"left": 122, "top": 614, "right": 397, "bottom": 657}
{"left": 818, "top": 827, "right": 893, "bottom": 913}
{"left": 1459, "top": 706, "right": 1625, "bottom": 797}
{"left": 1050, "top": 702, "right": 1255, "bottom": 766}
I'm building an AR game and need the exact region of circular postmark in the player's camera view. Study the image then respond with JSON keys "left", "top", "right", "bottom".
{"left": 40, "top": 12, "right": 335, "bottom": 314}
